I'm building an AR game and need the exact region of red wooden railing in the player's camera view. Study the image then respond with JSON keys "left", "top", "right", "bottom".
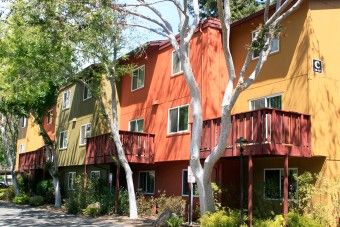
{"left": 199, "top": 108, "right": 311, "bottom": 158}
{"left": 86, "top": 131, "right": 155, "bottom": 165}
{"left": 18, "top": 147, "right": 46, "bottom": 172}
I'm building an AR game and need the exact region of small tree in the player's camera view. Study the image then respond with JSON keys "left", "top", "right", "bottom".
{"left": 115, "top": 0, "right": 304, "bottom": 214}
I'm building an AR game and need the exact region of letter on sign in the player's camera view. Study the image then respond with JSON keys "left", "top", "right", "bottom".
{"left": 187, "top": 166, "right": 196, "bottom": 183}
{"left": 313, "top": 59, "right": 323, "bottom": 73}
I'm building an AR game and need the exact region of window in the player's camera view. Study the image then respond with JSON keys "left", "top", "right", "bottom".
{"left": 131, "top": 65, "right": 145, "bottom": 91}
{"left": 129, "top": 119, "right": 144, "bottom": 132}
{"left": 168, "top": 105, "right": 189, "bottom": 133}
{"left": 182, "top": 169, "right": 199, "bottom": 196}
{"left": 264, "top": 168, "right": 298, "bottom": 200}
{"left": 59, "top": 130, "right": 68, "bottom": 149}
{"left": 19, "top": 144, "right": 25, "bottom": 153}
{"left": 250, "top": 95, "right": 282, "bottom": 110}
{"left": 172, "top": 50, "right": 183, "bottom": 75}
{"left": 90, "top": 171, "right": 100, "bottom": 180}
{"left": 47, "top": 110, "right": 53, "bottom": 124}
{"left": 68, "top": 172, "right": 76, "bottom": 190}
{"left": 83, "top": 84, "right": 92, "bottom": 100}
{"left": 62, "top": 90, "right": 71, "bottom": 110}
{"left": 79, "top": 123, "right": 91, "bottom": 146}
{"left": 252, "top": 31, "right": 279, "bottom": 59}
{"left": 138, "top": 171, "right": 155, "bottom": 194}
{"left": 20, "top": 117, "right": 27, "bottom": 128}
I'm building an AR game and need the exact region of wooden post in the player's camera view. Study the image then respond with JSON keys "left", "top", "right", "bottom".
{"left": 283, "top": 155, "right": 289, "bottom": 219}
{"left": 114, "top": 164, "right": 120, "bottom": 214}
{"left": 248, "top": 154, "right": 253, "bottom": 227}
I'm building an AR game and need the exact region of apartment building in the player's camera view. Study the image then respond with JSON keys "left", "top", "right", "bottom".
{"left": 17, "top": 0, "right": 339, "bottom": 219}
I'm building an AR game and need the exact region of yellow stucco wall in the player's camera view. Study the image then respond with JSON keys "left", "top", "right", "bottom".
{"left": 56, "top": 77, "right": 115, "bottom": 167}
{"left": 15, "top": 116, "right": 44, "bottom": 171}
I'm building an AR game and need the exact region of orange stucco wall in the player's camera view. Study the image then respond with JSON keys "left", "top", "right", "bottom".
{"left": 119, "top": 25, "right": 227, "bottom": 162}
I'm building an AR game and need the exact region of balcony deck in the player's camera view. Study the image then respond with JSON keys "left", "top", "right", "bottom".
{"left": 200, "top": 108, "right": 311, "bottom": 158}
{"left": 18, "top": 147, "right": 46, "bottom": 172}
{"left": 85, "top": 131, "right": 155, "bottom": 165}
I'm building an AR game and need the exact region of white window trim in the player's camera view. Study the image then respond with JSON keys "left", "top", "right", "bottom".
{"left": 62, "top": 90, "right": 71, "bottom": 110}
{"left": 83, "top": 84, "right": 92, "bottom": 101}
{"left": 47, "top": 110, "right": 53, "bottom": 125}
{"left": 59, "top": 130, "right": 68, "bottom": 150}
{"left": 21, "top": 117, "right": 27, "bottom": 128}
{"left": 251, "top": 30, "right": 280, "bottom": 60}
{"left": 19, "top": 144, "right": 25, "bottom": 154}
{"left": 171, "top": 50, "right": 183, "bottom": 76}
{"left": 181, "top": 169, "right": 199, "bottom": 197}
{"left": 248, "top": 93, "right": 283, "bottom": 110}
{"left": 138, "top": 170, "right": 155, "bottom": 195}
{"left": 263, "top": 167, "right": 298, "bottom": 201}
{"left": 167, "top": 104, "right": 190, "bottom": 135}
{"left": 68, "top": 172, "right": 76, "bottom": 190}
{"left": 90, "top": 170, "right": 100, "bottom": 179}
{"left": 128, "top": 118, "right": 144, "bottom": 132}
{"left": 79, "top": 123, "right": 91, "bottom": 146}
{"left": 131, "top": 65, "right": 145, "bottom": 92}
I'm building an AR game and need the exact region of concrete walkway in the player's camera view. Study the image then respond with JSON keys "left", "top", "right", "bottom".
{"left": 0, "top": 201, "right": 154, "bottom": 226}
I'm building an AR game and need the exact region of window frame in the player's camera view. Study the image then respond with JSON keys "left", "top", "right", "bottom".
{"left": 263, "top": 168, "right": 298, "bottom": 201}
{"left": 138, "top": 170, "right": 155, "bottom": 195}
{"left": 79, "top": 123, "right": 91, "bottom": 146}
{"left": 83, "top": 84, "right": 92, "bottom": 101}
{"left": 248, "top": 93, "right": 283, "bottom": 110}
{"left": 251, "top": 30, "right": 280, "bottom": 60}
{"left": 171, "top": 50, "right": 183, "bottom": 76}
{"left": 62, "top": 90, "right": 71, "bottom": 110}
{"left": 47, "top": 110, "right": 53, "bottom": 125}
{"left": 19, "top": 144, "right": 25, "bottom": 154}
{"left": 59, "top": 130, "right": 68, "bottom": 150}
{"left": 131, "top": 65, "right": 145, "bottom": 92}
{"left": 168, "top": 104, "right": 189, "bottom": 135}
{"left": 90, "top": 171, "right": 100, "bottom": 180}
{"left": 128, "top": 118, "right": 144, "bottom": 132}
{"left": 21, "top": 117, "right": 27, "bottom": 128}
{"left": 181, "top": 169, "right": 199, "bottom": 197}
{"left": 68, "top": 172, "right": 76, "bottom": 190}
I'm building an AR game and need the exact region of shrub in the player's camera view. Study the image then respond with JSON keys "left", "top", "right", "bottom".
{"left": 29, "top": 196, "right": 44, "bottom": 207}
{"left": 17, "top": 175, "right": 28, "bottom": 194}
{"left": 166, "top": 214, "right": 183, "bottom": 227}
{"left": 254, "top": 215, "right": 285, "bottom": 227}
{"left": 287, "top": 212, "right": 322, "bottom": 227}
{"left": 118, "top": 188, "right": 129, "bottom": 215}
{"left": 0, "top": 189, "right": 6, "bottom": 200}
{"left": 199, "top": 209, "right": 241, "bottom": 227}
{"left": 13, "top": 194, "right": 29, "bottom": 205}
{"left": 36, "top": 180, "right": 54, "bottom": 204}
{"left": 65, "top": 193, "right": 80, "bottom": 214}
{"left": 82, "top": 202, "right": 101, "bottom": 217}
{"left": 3, "top": 187, "right": 16, "bottom": 201}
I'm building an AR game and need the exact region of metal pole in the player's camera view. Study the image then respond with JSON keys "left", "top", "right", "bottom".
{"left": 240, "top": 146, "right": 244, "bottom": 224}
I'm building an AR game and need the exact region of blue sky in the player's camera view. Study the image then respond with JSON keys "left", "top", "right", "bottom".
{"left": 119, "top": 0, "right": 180, "bottom": 52}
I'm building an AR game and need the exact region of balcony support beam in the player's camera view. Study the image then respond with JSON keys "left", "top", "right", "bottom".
{"left": 248, "top": 154, "right": 253, "bottom": 227}
{"left": 283, "top": 155, "right": 289, "bottom": 219}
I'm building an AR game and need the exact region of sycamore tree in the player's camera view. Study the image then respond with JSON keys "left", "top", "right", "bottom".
{"left": 0, "top": 0, "right": 74, "bottom": 207}
{"left": 115, "top": 0, "right": 304, "bottom": 214}
{"left": 0, "top": 104, "right": 21, "bottom": 195}
{"left": 0, "top": 0, "right": 138, "bottom": 216}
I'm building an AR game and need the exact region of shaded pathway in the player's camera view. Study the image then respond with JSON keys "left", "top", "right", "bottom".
{"left": 0, "top": 201, "right": 153, "bottom": 226}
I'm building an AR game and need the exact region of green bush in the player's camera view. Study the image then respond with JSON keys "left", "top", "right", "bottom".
{"left": 200, "top": 209, "right": 241, "bottom": 227}
{"left": 36, "top": 180, "right": 54, "bottom": 204}
{"left": 118, "top": 188, "right": 129, "bottom": 215}
{"left": 82, "top": 202, "right": 101, "bottom": 217}
{"left": 0, "top": 189, "right": 6, "bottom": 200}
{"left": 154, "top": 192, "right": 186, "bottom": 217}
{"left": 166, "top": 214, "right": 183, "bottom": 227}
{"left": 17, "top": 175, "right": 28, "bottom": 194}
{"left": 65, "top": 193, "right": 80, "bottom": 214}
{"left": 254, "top": 215, "right": 285, "bottom": 227}
{"left": 2, "top": 187, "right": 16, "bottom": 201}
{"left": 287, "top": 212, "right": 322, "bottom": 227}
{"left": 13, "top": 194, "right": 29, "bottom": 205}
{"left": 29, "top": 195, "right": 44, "bottom": 206}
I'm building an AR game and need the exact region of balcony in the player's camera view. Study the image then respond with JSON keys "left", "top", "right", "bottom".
{"left": 18, "top": 147, "right": 46, "bottom": 172}
{"left": 85, "top": 131, "right": 155, "bottom": 165}
{"left": 200, "top": 108, "right": 311, "bottom": 158}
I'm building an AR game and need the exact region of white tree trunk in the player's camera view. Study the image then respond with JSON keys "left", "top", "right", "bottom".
{"left": 11, "top": 171, "right": 20, "bottom": 195}
{"left": 52, "top": 174, "right": 61, "bottom": 208}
